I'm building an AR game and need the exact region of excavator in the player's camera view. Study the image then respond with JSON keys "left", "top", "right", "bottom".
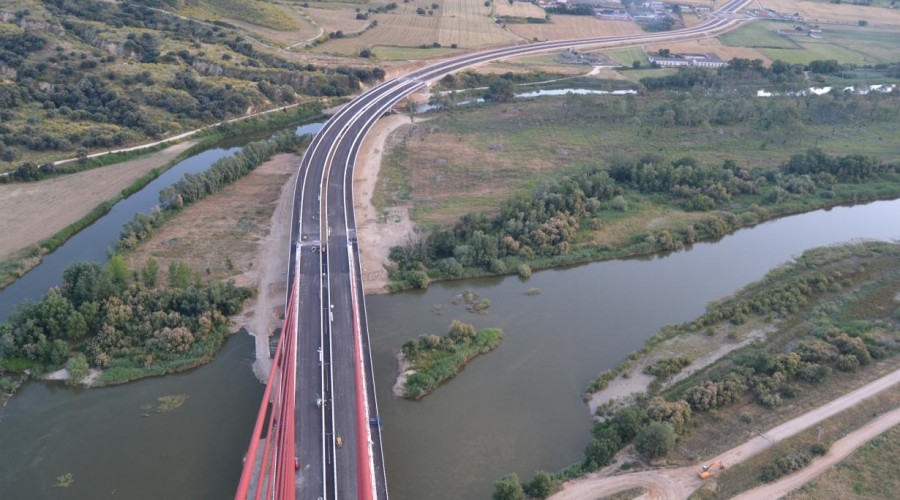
{"left": 697, "top": 461, "right": 725, "bottom": 479}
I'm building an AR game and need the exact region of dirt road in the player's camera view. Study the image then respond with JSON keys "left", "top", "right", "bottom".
{"left": 733, "top": 406, "right": 900, "bottom": 499}
{"left": 551, "top": 366, "right": 900, "bottom": 500}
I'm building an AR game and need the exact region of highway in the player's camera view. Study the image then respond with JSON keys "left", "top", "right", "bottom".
{"left": 265, "top": 1, "right": 757, "bottom": 498}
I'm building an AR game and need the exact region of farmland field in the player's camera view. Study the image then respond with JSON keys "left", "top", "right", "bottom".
{"left": 310, "top": 0, "right": 519, "bottom": 55}
{"left": 494, "top": 0, "right": 546, "bottom": 18}
{"left": 372, "top": 45, "right": 462, "bottom": 60}
{"left": 306, "top": 6, "right": 372, "bottom": 36}
{"left": 507, "top": 16, "right": 642, "bottom": 41}
{"left": 758, "top": 0, "right": 900, "bottom": 26}
{"left": 221, "top": 4, "right": 319, "bottom": 46}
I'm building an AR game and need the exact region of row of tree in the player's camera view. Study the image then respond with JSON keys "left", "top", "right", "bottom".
{"left": 117, "top": 132, "right": 305, "bottom": 251}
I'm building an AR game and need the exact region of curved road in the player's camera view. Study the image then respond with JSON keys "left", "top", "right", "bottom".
{"left": 285, "top": 2, "right": 755, "bottom": 498}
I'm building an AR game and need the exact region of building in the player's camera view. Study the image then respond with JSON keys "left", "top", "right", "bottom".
{"left": 647, "top": 53, "right": 729, "bottom": 68}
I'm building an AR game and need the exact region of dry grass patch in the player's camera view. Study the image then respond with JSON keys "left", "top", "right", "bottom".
{"left": 125, "top": 153, "right": 297, "bottom": 287}
{"left": 221, "top": 5, "right": 319, "bottom": 46}
{"left": 312, "top": 0, "right": 518, "bottom": 55}
{"left": 646, "top": 38, "right": 771, "bottom": 63}
{"left": 495, "top": 0, "right": 546, "bottom": 18}
{"left": 508, "top": 17, "right": 642, "bottom": 41}
{"left": 758, "top": 0, "right": 900, "bottom": 26}
{"left": 0, "top": 141, "right": 196, "bottom": 261}
{"left": 306, "top": 6, "right": 371, "bottom": 35}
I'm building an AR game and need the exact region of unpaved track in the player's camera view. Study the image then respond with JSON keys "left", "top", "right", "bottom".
{"left": 733, "top": 405, "right": 900, "bottom": 499}
{"left": 551, "top": 366, "right": 900, "bottom": 500}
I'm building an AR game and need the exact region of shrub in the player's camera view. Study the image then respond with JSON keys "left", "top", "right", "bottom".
{"left": 644, "top": 357, "right": 691, "bottom": 379}
{"left": 66, "top": 354, "right": 89, "bottom": 385}
{"left": 836, "top": 353, "right": 860, "bottom": 372}
{"left": 492, "top": 474, "right": 524, "bottom": 500}
{"left": 612, "top": 406, "right": 649, "bottom": 442}
{"left": 524, "top": 471, "right": 554, "bottom": 498}
{"left": 517, "top": 263, "right": 532, "bottom": 279}
{"left": 635, "top": 422, "right": 676, "bottom": 460}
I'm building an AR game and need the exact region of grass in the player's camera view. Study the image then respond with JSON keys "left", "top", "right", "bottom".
{"left": 606, "top": 46, "right": 650, "bottom": 66}
{"left": 720, "top": 22, "right": 801, "bottom": 49}
{"left": 705, "top": 388, "right": 900, "bottom": 499}
{"left": 179, "top": 0, "right": 300, "bottom": 30}
{"left": 372, "top": 45, "right": 462, "bottom": 60}
{"left": 789, "top": 425, "right": 900, "bottom": 499}
{"left": 376, "top": 94, "right": 900, "bottom": 231}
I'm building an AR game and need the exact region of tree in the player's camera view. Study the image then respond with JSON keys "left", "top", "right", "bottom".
{"left": 492, "top": 474, "right": 525, "bottom": 500}
{"left": 106, "top": 254, "right": 130, "bottom": 289}
{"left": 168, "top": 261, "right": 192, "bottom": 289}
{"left": 632, "top": 60, "right": 641, "bottom": 69}
{"left": 612, "top": 406, "right": 648, "bottom": 442}
{"left": 634, "top": 422, "right": 676, "bottom": 460}
{"left": 142, "top": 257, "right": 159, "bottom": 287}
{"left": 405, "top": 99, "right": 418, "bottom": 123}
{"left": 525, "top": 471, "right": 554, "bottom": 498}
{"left": 657, "top": 48, "right": 671, "bottom": 57}
{"left": 359, "top": 48, "right": 372, "bottom": 58}
{"left": 485, "top": 79, "right": 515, "bottom": 102}
{"left": 66, "top": 354, "right": 89, "bottom": 385}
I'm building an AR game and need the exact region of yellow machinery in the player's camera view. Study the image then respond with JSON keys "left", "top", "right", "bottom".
{"left": 698, "top": 461, "right": 725, "bottom": 479}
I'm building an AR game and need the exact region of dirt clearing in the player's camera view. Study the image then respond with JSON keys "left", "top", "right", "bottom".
{"left": 353, "top": 113, "right": 417, "bottom": 294}
{"left": 0, "top": 141, "right": 196, "bottom": 261}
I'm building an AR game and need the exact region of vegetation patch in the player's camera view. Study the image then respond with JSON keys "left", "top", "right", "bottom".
{"left": 156, "top": 393, "right": 188, "bottom": 413}
{"left": 399, "top": 320, "right": 502, "bottom": 399}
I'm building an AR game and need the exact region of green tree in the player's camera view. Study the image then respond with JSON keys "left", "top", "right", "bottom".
{"left": 612, "top": 405, "right": 648, "bottom": 442}
{"left": 106, "top": 254, "right": 130, "bottom": 288}
{"left": 142, "top": 257, "right": 159, "bottom": 287}
{"left": 635, "top": 422, "right": 676, "bottom": 460}
{"left": 485, "top": 79, "right": 515, "bottom": 102}
{"left": 168, "top": 261, "right": 192, "bottom": 289}
{"left": 492, "top": 474, "right": 525, "bottom": 500}
{"left": 525, "top": 471, "right": 554, "bottom": 498}
{"left": 66, "top": 354, "right": 89, "bottom": 385}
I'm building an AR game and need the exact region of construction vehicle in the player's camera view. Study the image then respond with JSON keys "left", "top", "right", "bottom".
{"left": 697, "top": 461, "right": 725, "bottom": 479}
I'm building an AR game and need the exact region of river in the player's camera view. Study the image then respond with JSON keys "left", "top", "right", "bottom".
{"left": 0, "top": 176, "right": 898, "bottom": 495}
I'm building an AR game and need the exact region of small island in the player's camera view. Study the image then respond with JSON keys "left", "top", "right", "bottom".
{"left": 395, "top": 320, "right": 503, "bottom": 400}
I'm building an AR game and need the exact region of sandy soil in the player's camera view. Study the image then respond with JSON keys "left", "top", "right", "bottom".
{"left": 735, "top": 406, "right": 900, "bottom": 499}
{"left": 551, "top": 366, "right": 900, "bottom": 500}
{"left": 0, "top": 141, "right": 196, "bottom": 261}
{"left": 392, "top": 352, "right": 414, "bottom": 397}
{"left": 352, "top": 113, "right": 417, "bottom": 294}
{"left": 237, "top": 154, "right": 300, "bottom": 380}
{"left": 587, "top": 326, "right": 773, "bottom": 415}
{"left": 42, "top": 367, "right": 103, "bottom": 386}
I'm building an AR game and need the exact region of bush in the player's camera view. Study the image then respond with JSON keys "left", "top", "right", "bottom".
{"left": 524, "top": 471, "right": 554, "bottom": 498}
{"left": 585, "top": 427, "right": 622, "bottom": 468}
{"left": 408, "top": 270, "right": 430, "bottom": 289}
{"left": 66, "top": 354, "right": 89, "bottom": 385}
{"left": 634, "top": 422, "right": 676, "bottom": 460}
{"left": 517, "top": 263, "right": 532, "bottom": 279}
{"left": 836, "top": 353, "right": 860, "bottom": 372}
{"left": 644, "top": 357, "right": 691, "bottom": 379}
{"left": 492, "top": 474, "right": 525, "bottom": 500}
{"left": 612, "top": 406, "right": 649, "bottom": 442}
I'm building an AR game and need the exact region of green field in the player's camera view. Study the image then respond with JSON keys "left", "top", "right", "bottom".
{"left": 721, "top": 21, "right": 900, "bottom": 64}
{"left": 180, "top": 0, "right": 299, "bottom": 30}
{"left": 605, "top": 46, "right": 649, "bottom": 66}
{"left": 720, "top": 21, "right": 800, "bottom": 49}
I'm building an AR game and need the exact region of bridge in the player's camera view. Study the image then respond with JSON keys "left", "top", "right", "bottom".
{"left": 234, "top": 2, "right": 753, "bottom": 498}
